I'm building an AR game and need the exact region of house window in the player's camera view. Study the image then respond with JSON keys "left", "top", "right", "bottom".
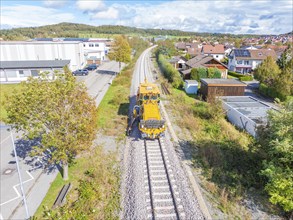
{"left": 237, "top": 60, "right": 242, "bottom": 64}
{"left": 31, "top": 70, "right": 39, "bottom": 77}
{"left": 216, "top": 55, "right": 219, "bottom": 58}
{"left": 89, "top": 44, "right": 94, "bottom": 47}
{"left": 95, "top": 44, "right": 99, "bottom": 47}
{"left": 83, "top": 44, "right": 86, "bottom": 47}
{"left": 19, "top": 70, "right": 24, "bottom": 77}
{"left": 244, "top": 60, "right": 249, "bottom": 65}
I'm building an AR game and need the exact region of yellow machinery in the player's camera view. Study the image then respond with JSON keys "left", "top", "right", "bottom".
{"left": 129, "top": 80, "right": 166, "bottom": 139}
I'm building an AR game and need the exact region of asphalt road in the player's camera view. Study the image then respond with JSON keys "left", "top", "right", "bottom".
{"left": 0, "top": 60, "right": 124, "bottom": 219}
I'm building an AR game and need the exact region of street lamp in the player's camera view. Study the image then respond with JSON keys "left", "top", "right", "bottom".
{"left": 0, "top": 125, "right": 30, "bottom": 219}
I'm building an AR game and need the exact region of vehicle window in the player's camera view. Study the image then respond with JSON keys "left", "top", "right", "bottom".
{"left": 151, "top": 95, "right": 157, "bottom": 100}
{"left": 144, "top": 95, "right": 149, "bottom": 100}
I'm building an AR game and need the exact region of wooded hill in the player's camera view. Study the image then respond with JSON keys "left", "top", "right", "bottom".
{"left": 0, "top": 22, "right": 256, "bottom": 40}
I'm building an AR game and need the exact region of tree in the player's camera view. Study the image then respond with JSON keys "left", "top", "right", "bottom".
{"left": 254, "top": 56, "right": 281, "bottom": 87}
{"left": 108, "top": 35, "right": 131, "bottom": 66}
{"left": 274, "top": 58, "right": 293, "bottom": 99}
{"left": 259, "top": 99, "right": 293, "bottom": 213}
{"left": 190, "top": 67, "right": 207, "bottom": 81}
{"left": 185, "top": 53, "right": 191, "bottom": 60}
{"left": 277, "top": 44, "right": 292, "bottom": 70}
{"left": 4, "top": 68, "right": 97, "bottom": 180}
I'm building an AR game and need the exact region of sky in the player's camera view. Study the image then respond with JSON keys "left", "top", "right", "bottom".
{"left": 1, "top": 0, "right": 292, "bottom": 35}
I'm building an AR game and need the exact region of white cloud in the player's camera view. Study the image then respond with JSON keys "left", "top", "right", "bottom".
{"left": 1, "top": 5, "right": 74, "bottom": 28}
{"left": 91, "top": 7, "right": 119, "bottom": 19}
{"left": 76, "top": 0, "right": 105, "bottom": 12}
{"left": 43, "top": 0, "right": 67, "bottom": 8}
{"left": 102, "top": 0, "right": 292, "bottom": 34}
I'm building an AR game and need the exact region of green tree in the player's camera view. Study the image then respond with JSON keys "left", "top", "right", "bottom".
{"left": 108, "top": 35, "right": 131, "bottom": 66}
{"left": 274, "top": 58, "right": 293, "bottom": 99}
{"left": 4, "top": 68, "right": 97, "bottom": 180}
{"left": 185, "top": 53, "right": 191, "bottom": 60}
{"left": 277, "top": 44, "right": 292, "bottom": 70}
{"left": 259, "top": 99, "right": 293, "bottom": 213}
{"left": 254, "top": 56, "right": 281, "bottom": 87}
{"left": 190, "top": 67, "right": 207, "bottom": 81}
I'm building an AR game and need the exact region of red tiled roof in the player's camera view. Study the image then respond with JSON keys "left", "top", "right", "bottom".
{"left": 249, "top": 49, "right": 277, "bottom": 60}
{"left": 202, "top": 44, "right": 225, "bottom": 54}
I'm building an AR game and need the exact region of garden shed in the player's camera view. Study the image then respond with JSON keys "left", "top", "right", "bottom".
{"left": 184, "top": 80, "right": 198, "bottom": 94}
{"left": 200, "top": 78, "right": 246, "bottom": 99}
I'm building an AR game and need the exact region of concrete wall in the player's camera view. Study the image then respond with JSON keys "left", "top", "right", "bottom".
{"left": 222, "top": 102, "right": 257, "bottom": 137}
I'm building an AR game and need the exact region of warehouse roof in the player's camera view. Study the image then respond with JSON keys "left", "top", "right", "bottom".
{"left": 0, "top": 60, "right": 70, "bottom": 69}
{"left": 201, "top": 78, "right": 247, "bottom": 86}
{"left": 221, "top": 96, "right": 276, "bottom": 124}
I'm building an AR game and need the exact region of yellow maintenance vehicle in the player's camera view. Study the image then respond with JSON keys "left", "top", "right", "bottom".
{"left": 128, "top": 80, "right": 166, "bottom": 139}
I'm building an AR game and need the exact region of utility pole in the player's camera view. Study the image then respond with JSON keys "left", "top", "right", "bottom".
{"left": 1, "top": 125, "right": 30, "bottom": 219}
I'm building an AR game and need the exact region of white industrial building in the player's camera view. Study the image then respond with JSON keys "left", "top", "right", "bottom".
{"left": 0, "top": 60, "right": 70, "bottom": 83}
{"left": 0, "top": 41, "right": 85, "bottom": 71}
{"left": 82, "top": 40, "right": 107, "bottom": 64}
{"left": 221, "top": 96, "right": 277, "bottom": 137}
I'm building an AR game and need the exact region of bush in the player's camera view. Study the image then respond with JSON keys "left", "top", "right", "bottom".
{"left": 259, "top": 83, "right": 286, "bottom": 101}
{"left": 239, "top": 75, "right": 253, "bottom": 81}
{"left": 156, "top": 53, "right": 183, "bottom": 88}
{"left": 190, "top": 68, "right": 207, "bottom": 81}
{"left": 228, "top": 71, "right": 244, "bottom": 78}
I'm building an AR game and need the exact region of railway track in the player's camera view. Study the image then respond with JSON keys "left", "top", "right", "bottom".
{"left": 143, "top": 138, "right": 185, "bottom": 219}
{"left": 161, "top": 83, "right": 170, "bottom": 95}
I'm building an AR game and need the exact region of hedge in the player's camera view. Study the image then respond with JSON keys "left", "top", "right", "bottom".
{"left": 157, "top": 53, "right": 183, "bottom": 88}
{"left": 228, "top": 71, "right": 253, "bottom": 81}
{"left": 239, "top": 75, "right": 253, "bottom": 81}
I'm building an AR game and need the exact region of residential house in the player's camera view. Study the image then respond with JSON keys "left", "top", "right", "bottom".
{"left": 201, "top": 44, "right": 225, "bottom": 61}
{"left": 228, "top": 49, "right": 277, "bottom": 74}
{"left": 175, "top": 42, "right": 202, "bottom": 58}
{"left": 168, "top": 56, "right": 187, "bottom": 70}
{"left": 180, "top": 55, "right": 228, "bottom": 79}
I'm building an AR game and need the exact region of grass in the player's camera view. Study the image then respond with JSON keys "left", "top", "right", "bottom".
{"left": 34, "top": 157, "right": 88, "bottom": 217}
{"left": 96, "top": 68, "right": 132, "bottom": 136}
{"left": 34, "top": 147, "right": 120, "bottom": 219}
{"left": 0, "top": 84, "right": 21, "bottom": 121}
{"left": 156, "top": 65, "right": 278, "bottom": 217}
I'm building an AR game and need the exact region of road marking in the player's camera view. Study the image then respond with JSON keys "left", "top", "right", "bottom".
{"left": 0, "top": 171, "right": 34, "bottom": 206}
{"left": 0, "top": 213, "right": 3, "bottom": 220}
{"left": 0, "top": 135, "right": 11, "bottom": 145}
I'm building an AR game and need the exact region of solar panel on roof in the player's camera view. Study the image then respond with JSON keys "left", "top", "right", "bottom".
{"left": 234, "top": 49, "right": 250, "bottom": 57}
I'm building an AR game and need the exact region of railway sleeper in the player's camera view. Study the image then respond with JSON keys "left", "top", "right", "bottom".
{"left": 152, "top": 194, "right": 173, "bottom": 200}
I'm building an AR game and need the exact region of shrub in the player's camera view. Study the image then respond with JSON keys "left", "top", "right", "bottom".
{"left": 228, "top": 71, "right": 244, "bottom": 78}
{"left": 239, "top": 75, "right": 253, "bottom": 81}
{"left": 190, "top": 68, "right": 207, "bottom": 81}
{"left": 259, "top": 83, "right": 286, "bottom": 101}
{"left": 156, "top": 53, "right": 183, "bottom": 88}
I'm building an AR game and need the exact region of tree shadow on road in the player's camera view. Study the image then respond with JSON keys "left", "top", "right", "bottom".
{"left": 11, "top": 138, "right": 57, "bottom": 174}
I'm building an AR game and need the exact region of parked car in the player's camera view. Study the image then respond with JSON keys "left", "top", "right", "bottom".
{"left": 85, "top": 64, "right": 98, "bottom": 70}
{"left": 72, "top": 69, "right": 89, "bottom": 76}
